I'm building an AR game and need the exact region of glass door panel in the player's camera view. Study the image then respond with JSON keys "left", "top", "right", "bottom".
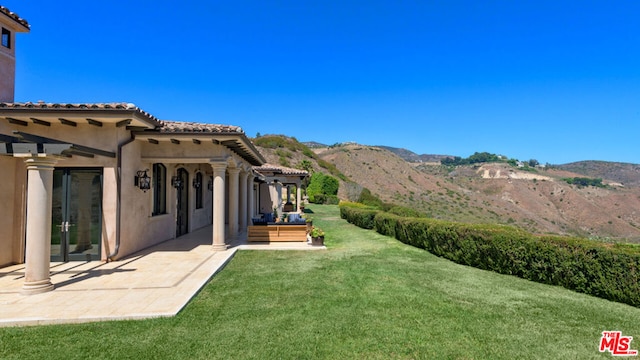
{"left": 68, "top": 170, "right": 102, "bottom": 261}
{"left": 50, "top": 169, "right": 66, "bottom": 261}
{"left": 50, "top": 168, "right": 102, "bottom": 262}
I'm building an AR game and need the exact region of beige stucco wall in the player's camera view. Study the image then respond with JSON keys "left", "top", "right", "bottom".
{"left": 0, "top": 50, "right": 15, "bottom": 102}
{"left": 115, "top": 140, "right": 250, "bottom": 259}
{"left": 0, "top": 22, "right": 16, "bottom": 102}
{"left": 0, "top": 116, "right": 260, "bottom": 265}
{"left": 191, "top": 171, "right": 213, "bottom": 231}
{"left": 117, "top": 140, "right": 172, "bottom": 258}
{"left": 0, "top": 156, "right": 17, "bottom": 266}
{"left": 11, "top": 159, "right": 26, "bottom": 264}
{"left": 0, "top": 120, "right": 123, "bottom": 263}
{"left": 259, "top": 182, "right": 276, "bottom": 214}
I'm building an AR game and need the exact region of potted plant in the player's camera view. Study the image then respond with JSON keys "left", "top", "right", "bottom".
{"left": 310, "top": 226, "right": 325, "bottom": 246}
{"left": 273, "top": 207, "right": 279, "bottom": 223}
{"left": 304, "top": 215, "right": 313, "bottom": 234}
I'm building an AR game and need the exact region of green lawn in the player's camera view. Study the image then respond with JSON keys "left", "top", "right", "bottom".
{"left": 2, "top": 204, "right": 640, "bottom": 359}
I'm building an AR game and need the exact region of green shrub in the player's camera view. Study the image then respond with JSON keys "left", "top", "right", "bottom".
{"left": 310, "top": 194, "right": 325, "bottom": 204}
{"left": 357, "top": 188, "right": 384, "bottom": 209}
{"left": 374, "top": 212, "right": 402, "bottom": 239}
{"left": 340, "top": 202, "right": 640, "bottom": 307}
{"left": 387, "top": 205, "right": 426, "bottom": 218}
{"left": 340, "top": 202, "right": 379, "bottom": 229}
{"left": 563, "top": 177, "right": 606, "bottom": 188}
{"left": 307, "top": 173, "right": 339, "bottom": 204}
{"left": 325, "top": 195, "right": 340, "bottom": 205}
{"left": 302, "top": 148, "right": 316, "bottom": 158}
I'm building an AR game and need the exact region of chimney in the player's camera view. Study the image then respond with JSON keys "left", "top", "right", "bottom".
{"left": 0, "top": 6, "right": 30, "bottom": 103}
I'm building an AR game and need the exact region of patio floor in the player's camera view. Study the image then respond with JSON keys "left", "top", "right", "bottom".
{"left": 0, "top": 225, "right": 324, "bottom": 327}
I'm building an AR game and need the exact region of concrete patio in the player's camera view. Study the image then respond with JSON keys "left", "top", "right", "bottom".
{"left": 0, "top": 225, "right": 324, "bottom": 327}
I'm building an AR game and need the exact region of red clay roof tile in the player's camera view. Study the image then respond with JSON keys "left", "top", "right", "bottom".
{"left": 254, "top": 164, "right": 309, "bottom": 176}
{"left": 0, "top": 6, "right": 30, "bottom": 30}
{"left": 158, "top": 120, "right": 243, "bottom": 134}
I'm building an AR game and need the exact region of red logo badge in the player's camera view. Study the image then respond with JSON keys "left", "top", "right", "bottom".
{"left": 600, "top": 331, "right": 638, "bottom": 357}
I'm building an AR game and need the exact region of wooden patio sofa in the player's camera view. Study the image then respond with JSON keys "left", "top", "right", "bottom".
{"left": 247, "top": 223, "right": 308, "bottom": 242}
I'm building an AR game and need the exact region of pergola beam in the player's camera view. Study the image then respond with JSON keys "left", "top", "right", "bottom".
{"left": 12, "top": 131, "right": 116, "bottom": 158}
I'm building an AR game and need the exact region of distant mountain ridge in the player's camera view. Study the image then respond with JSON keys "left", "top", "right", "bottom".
{"left": 302, "top": 141, "right": 329, "bottom": 149}
{"left": 375, "top": 146, "right": 453, "bottom": 163}
{"left": 256, "top": 135, "right": 640, "bottom": 242}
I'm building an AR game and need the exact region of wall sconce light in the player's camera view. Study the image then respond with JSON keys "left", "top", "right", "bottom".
{"left": 208, "top": 177, "right": 213, "bottom": 191}
{"left": 193, "top": 176, "right": 201, "bottom": 189}
{"left": 171, "top": 176, "right": 182, "bottom": 189}
{"left": 135, "top": 170, "right": 151, "bottom": 192}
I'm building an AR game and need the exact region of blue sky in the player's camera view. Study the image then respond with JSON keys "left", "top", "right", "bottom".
{"left": 4, "top": 1, "right": 639, "bottom": 164}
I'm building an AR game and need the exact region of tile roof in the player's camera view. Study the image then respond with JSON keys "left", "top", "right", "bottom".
{"left": 0, "top": 101, "right": 159, "bottom": 123}
{"left": 0, "top": 101, "right": 266, "bottom": 165}
{"left": 158, "top": 120, "right": 244, "bottom": 134}
{"left": 0, "top": 6, "right": 30, "bottom": 30}
{"left": 254, "top": 164, "right": 309, "bottom": 176}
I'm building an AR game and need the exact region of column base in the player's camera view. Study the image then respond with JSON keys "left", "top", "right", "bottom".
{"left": 212, "top": 243, "right": 229, "bottom": 251}
{"left": 21, "top": 279, "right": 54, "bottom": 295}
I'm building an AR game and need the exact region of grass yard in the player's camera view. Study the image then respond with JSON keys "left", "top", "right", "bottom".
{"left": 2, "top": 204, "right": 640, "bottom": 359}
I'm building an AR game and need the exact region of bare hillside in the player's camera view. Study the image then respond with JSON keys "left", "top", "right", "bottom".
{"left": 253, "top": 136, "right": 640, "bottom": 242}
{"left": 318, "top": 145, "right": 640, "bottom": 241}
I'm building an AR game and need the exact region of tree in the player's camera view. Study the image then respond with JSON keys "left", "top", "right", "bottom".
{"left": 297, "top": 159, "right": 314, "bottom": 173}
{"left": 307, "top": 173, "right": 339, "bottom": 203}
{"left": 321, "top": 175, "right": 339, "bottom": 196}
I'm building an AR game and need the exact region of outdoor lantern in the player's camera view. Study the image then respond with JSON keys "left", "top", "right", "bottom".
{"left": 193, "top": 176, "right": 201, "bottom": 189}
{"left": 171, "top": 176, "right": 182, "bottom": 189}
{"left": 135, "top": 170, "right": 151, "bottom": 192}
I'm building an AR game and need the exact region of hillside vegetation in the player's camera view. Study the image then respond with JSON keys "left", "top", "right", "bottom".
{"left": 253, "top": 136, "right": 640, "bottom": 242}
{"left": 557, "top": 161, "right": 640, "bottom": 187}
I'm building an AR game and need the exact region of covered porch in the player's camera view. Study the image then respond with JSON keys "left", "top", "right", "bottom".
{"left": 0, "top": 225, "right": 324, "bottom": 327}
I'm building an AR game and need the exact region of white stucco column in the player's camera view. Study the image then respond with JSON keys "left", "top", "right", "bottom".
{"left": 247, "top": 173, "right": 255, "bottom": 223}
{"left": 296, "top": 181, "right": 302, "bottom": 212}
{"left": 228, "top": 168, "right": 240, "bottom": 237}
{"left": 276, "top": 182, "right": 283, "bottom": 215}
{"left": 239, "top": 170, "right": 249, "bottom": 232}
{"left": 211, "top": 162, "right": 227, "bottom": 251}
{"left": 22, "top": 157, "right": 57, "bottom": 295}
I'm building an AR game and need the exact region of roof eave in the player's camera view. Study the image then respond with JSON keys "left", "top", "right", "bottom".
{"left": 0, "top": 103, "right": 161, "bottom": 128}
{"left": 133, "top": 131, "right": 266, "bottom": 166}
{"left": 0, "top": 6, "right": 30, "bottom": 32}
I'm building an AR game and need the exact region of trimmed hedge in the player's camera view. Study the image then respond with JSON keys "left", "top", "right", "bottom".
{"left": 340, "top": 203, "right": 640, "bottom": 307}
{"left": 339, "top": 202, "right": 378, "bottom": 229}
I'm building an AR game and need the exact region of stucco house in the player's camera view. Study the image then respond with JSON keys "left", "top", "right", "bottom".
{"left": 0, "top": 6, "right": 307, "bottom": 295}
